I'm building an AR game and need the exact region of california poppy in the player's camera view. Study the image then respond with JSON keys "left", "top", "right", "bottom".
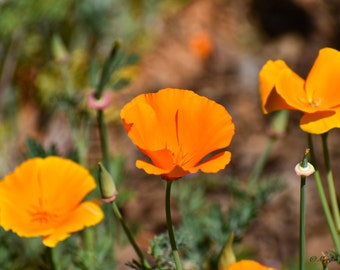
{"left": 0, "top": 156, "right": 104, "bottom": 247}
{"left": 227, "top": 260, "right": 276, "bottom": 270}
{"left": 188, "top": 31, "right": 213, "bottom": 60}
{"left": 259, "top": 47, "right": 340, "bottom": 134}
{"left": 120, "top": 88, "right": 235, "bottom": 180}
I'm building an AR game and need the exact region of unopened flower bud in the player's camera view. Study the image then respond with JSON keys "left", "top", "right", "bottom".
{"left": 295, "top": 162, "right": 315, "bottom": 177}
{"left": 218, "top": 232, "right": 236, "bottom": 270}
{"left": 52, "top": 35, "right": 69, "bottom": 63}
{"left": 98, "top": 162, "right": 118, "bottom": 203}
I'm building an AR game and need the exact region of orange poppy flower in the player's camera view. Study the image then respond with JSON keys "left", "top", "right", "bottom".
{"left": 227, "top": 260, "right": 276, "bottom": 270}
{"left": 0, "top": 157, "right": 104, "bottom": 247}
{"left": 188, "top": 31, "right": 213, "bottom": 60}
{"left": 259, "top": 47, "right": 340, "bottom": 134}
{"left": 120, "top": 88, "right": 235, "bottom": 180}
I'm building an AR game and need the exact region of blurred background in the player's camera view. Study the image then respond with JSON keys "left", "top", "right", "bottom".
{"left": 1, "top": 0, "right": 340, "bottom": 269}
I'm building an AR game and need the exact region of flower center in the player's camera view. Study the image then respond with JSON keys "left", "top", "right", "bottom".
{"left": 30, "top": 210, "right": 57, "bottom": 224}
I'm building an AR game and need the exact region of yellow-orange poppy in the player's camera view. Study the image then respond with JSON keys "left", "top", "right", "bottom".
{"left": 120, "top": 88, "right": 235, "bottom": 180}
{"left": 188, "top": 31, "right": 213, "bottom": 60}
{"left": 259, "top": 47, "right": 340, "bottom": 134}
{"left": 0, "top": 156, "right": 104, "bottom": 247}
{"left": 227, "top": 260, "right": 276, "bottom": 270}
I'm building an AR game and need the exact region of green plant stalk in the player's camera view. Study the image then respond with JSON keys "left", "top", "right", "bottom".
{"left": 248, "top": 136, "right": 275, "bottom": 185}
{"left": 97, "top": 110, "right": 111, "bottom": 170}
{"left": 321, "top": 133, "right": 340, "bottom": 232}
{"left": 94, "top": 45, "right": 150, "bottom": 267}
{"left": 83, "top": 228, "right": 95, "bottom": 269}
{"left": 96, "top": 105, "right": 150, "bottom": 268}
{"left": 43, "top": 247, "right": 57, "bottom": 270}
{"left": 249, "top": 110, "right": 289, "bottom": 185}
{"left": 300, "top": 175, "right": 306, "bottom": 270}
{"left": 111, "top": 202, "right": 151, "bottom": 268}
{"left": 308, "top": 134, "right": 340, "bottom": 253}
{"left": 165, "top": 181, "right": 183, "bottom": 270}
{"left": 95, "top": 41, "right": 120, "bottom": 99}
{"left": 299, "top": 150, "right": 309, "bottom": 270}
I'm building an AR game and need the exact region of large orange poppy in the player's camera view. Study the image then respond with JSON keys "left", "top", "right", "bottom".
{"left": 259, "top": 47, "right": 340, "bottom": 134}
{"left": 0, "top": 156, "right": 104, "bottom": 247}
{"left": 227, "top": 260, "right": 276, "bottom": 270}
{"left": 120, "top": 88, "right": 235, "bottom": 180}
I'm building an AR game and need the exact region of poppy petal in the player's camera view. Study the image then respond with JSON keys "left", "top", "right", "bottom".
{"left": 121, "top": 101, "right": 165, "bottom": 150}
{"left": 275, "top": 68, "right": 316, "bottom": 113}
{"left": 227, "top": 260, "right": 276, "bottom": 270}
{"left": 259, "top": 60, "right": 294, "bottom": 113}
{"left": 42, "top": 201, "right": 104, "bottom": 247}
{"left": 300, "top": 110, "right": 340, "bottom": 134}
{"left": 175, "top": 92, "right": 234, "bottom": 169}
{"left": 193, "top": 151, "right": 231, "bottom": 173}
{"left": 306, "top": 48, "right": 340, "bottom": 108}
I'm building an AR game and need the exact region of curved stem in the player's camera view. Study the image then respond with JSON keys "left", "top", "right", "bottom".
{"left": 111, "top": 202, "right": 151, "bottom": 268}
{"left": 308, "top": 134, "right": 340, "bottom": 253}
{"left": 165, "top": 181, "right": 183, "bottom": 270}
{"left": 94, "top": 42, "right": 150, "bottom": 268}
{"left": 321, "top": 133, "right": 340, "bottom": 232}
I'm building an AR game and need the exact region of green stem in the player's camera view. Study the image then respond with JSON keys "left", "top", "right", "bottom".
{"left": 97, "top": 110, "right": 111, "bottom": 171}
{"left": 249, "top": 110, "right": 289, "bottom": 185}
{"left": 43, "top": 247, "right": 57, "bottom": 270}
{"left": 321, "top": 133, "right": 340, "bottom": 232}
{"left": 299, "top": 150, "right": 309, "bottom": 270}
{"left": 111, "top": 202, "right": 151, "bottom": 268}
{"left": 165, "top": 181, "right": 183, "bottom": 270}
{"left": 95, "top": 41, "right": 120, "bottom": 99}
{"left": 308, "top": 134, "right": 340, "bottom": 253}
{"left": 248, "top": 137, "right": 275, "bottom": 185}
{"left": 83, "top": 228, "right": 94, "bottom": 268}
{"left": 300, "top": 175, "right": 306, "bottom": 270}
{"left": 94, "top": 42, "right": 150, "bottom": 268}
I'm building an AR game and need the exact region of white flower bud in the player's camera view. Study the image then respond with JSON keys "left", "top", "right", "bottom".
{"left": 294, "top": 162, "right": 315, "bottom": 177}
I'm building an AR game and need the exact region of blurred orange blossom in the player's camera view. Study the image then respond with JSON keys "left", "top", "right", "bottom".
{"left": 188, "top": 31, "right": 213, "bottom": 60}
{"left": 0, "top": 157, "right": 104, "bottom": 247}
{"left": 120, "top": 88, "right": 235, "bottom": 180}
{"left": 227, "top": 260, "right": 276, "bottom": 270}
{"left": 259, "top": 47, "right": 340, "bottom": 134}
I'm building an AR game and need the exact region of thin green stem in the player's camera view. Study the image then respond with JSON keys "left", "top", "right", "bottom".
{"left": 165, "top": 181, "right": 183, "bottom": 270}
{"left": 95, "top": 41, "right": 120, "bottom": 99}
{"left": 43, "top": 247, "right": 57, "bottom": 270}
{"left": 248, "top": 137, "right": 275, "bottom": 185}
{"left": 111, "top": 202, "right": 151, "bottom": 268}
{"left": 94, "top": 42, "right": 150, "bottom": 268}
{"left": 321, "top": 133, "right": 340, "bottom": 232}
{"left": 308, "top": 134, "right": 340, "bottom": 253}
{"left": 83, "top": 228, "right": 94, "bottom": 269}
{"left": 299, "top": 150, "right": 309, "bottom": 270}
{"left": 97, "top": 110, "right": 111, "bottom": 171}
{"left": 249, "top": 110, "right": 289, "bottom": 185}
{"left": 300, "top": 175, "right": 306, "bottom": 270}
